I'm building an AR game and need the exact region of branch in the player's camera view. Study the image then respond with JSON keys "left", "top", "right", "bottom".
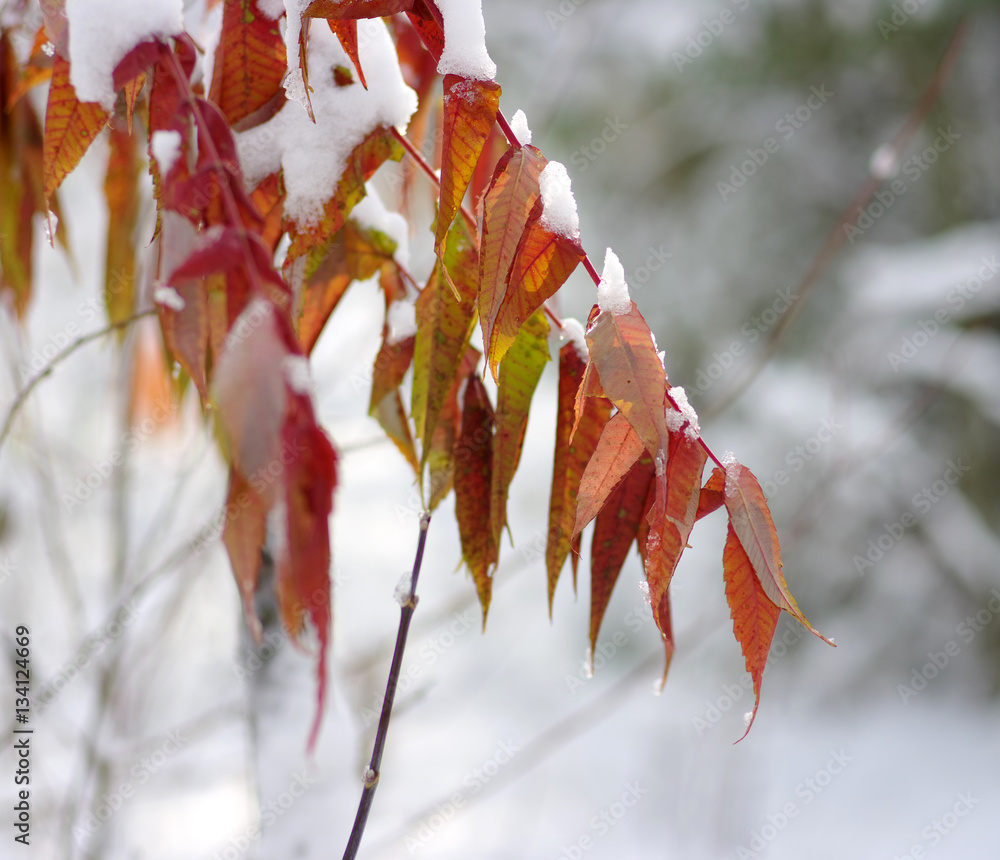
{"left": 342, "top": 512, "right": 432, "bottom": 860}
{"left": 702, "top": 18, "right": 970, "bottom": 420}
{"left": 0, "top": 309, "right": 155, "bottom": 453}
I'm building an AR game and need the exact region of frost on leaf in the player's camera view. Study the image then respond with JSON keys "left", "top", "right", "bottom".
{"left": 596, "top": 248, "right": 631, "bottom": 316}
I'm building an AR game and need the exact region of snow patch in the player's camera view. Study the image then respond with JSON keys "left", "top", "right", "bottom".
{"left": 869, "top": 144, "right": 899, "bottom": 180}
{"left": 435, "top": 0, "right": 497, "bottom": 81}
{"left": 597, "top": 248, "right": 631, "bottom": 315}
{"left": 669, "top": 386, "right": 700, "bottom": 440}
{"left": 65, "top": 0, "right": 184, "bottom": 108}
{"left": 150, "top": 130, "right": 182, "bottom": 176}
{"left": 283, "top": 355, "right": 312, "bottom": 395}
{"left": 386, "top": 300, "right": 417, "bottom": 345}
{"left": 510, "top": 109, "right": 532, "bottom": 145}
{"left": 236, "top": 21, "right": 417, "bottom": 227}
{"left": 559, "top": 318, "right": 588, "bottom": 362}
{"left": 281, "top": 0, "right": 311, "bottom": 111}
{"left": 393, "top": 570, "right": 412, "bottom": 606}
{"left": 538, "top": 161, "right": 580, "bottom": 239}
{"left": 153, "top": 285, "right": 185, "bottom": 312}
{"left": 722, "top": 451, "right": 740, "bottom": 496}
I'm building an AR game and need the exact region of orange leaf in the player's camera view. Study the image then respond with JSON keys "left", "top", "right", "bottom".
{"left": 490, "top": 310, "right": 549, "bottom": 548}
{"left": 477, "top": 144, "right": 547, "bottom": 373}
{"left": 454, "top": 373, "right": 497, "bottom": 623}
{"left": 209, "top": 0, "right": 286, "bottom": 126}
{"left": 104, "top": 124, "right": 141, "bottom": 336}
{"left": 590, "top": 453, "right": 654, "bottom": 654}
{"left": 369, "top": 333, "right": 418, "bottom": 473}
{"left": 326, "top": 18, "right": 367, "bottom": 88}
{"left": 573, "top": 410, "right": 644, "bottom": 538}
{"left": 43, "top": 54, "right": 109, "bottom": 200}
{"left": 723, "top": 464, "right": 832, "bottom": 643}
{"left": 546, "top": 343, "right": 611, "bottom": 614}
{"left": 643, "top": 430, "right": 707, "bottom": 680}
{"left": 435, "top": 74, "right": 500, "bottom": 250}
{"left": 723, "top": 522, "right": 781, "bottom": 741}
{"left": 489, "top": 205, "right": 584, "bottom": 376}
{"left": 585, "top": 302, "right": 669, "bottom": 460}
{"left": 697, "top": 466, "right": 725, "bottom": 520}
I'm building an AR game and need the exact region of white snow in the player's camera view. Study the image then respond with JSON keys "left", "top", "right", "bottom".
{"left": 236, "top": 21, "right": 417, "bottom": 227}
{"left": 153, "top": 284, "right": 185, "bottom": 312}
{"left": 65, "top": 0, "right": 184, "bottom": 109}
{"left": 596, "top": 248, "right": 632, "bottom": 315}
{"left": 351, "top": 186, "right": 410, "bottom": 268}
{"left": 559, "top": 317, "right": 588, "bottom": 361}
{"left": 664, "top": 407, "right": 684, "bottom": 433}
{"left": 638, "top": 580, "right": 650, "bottom": 604}
{"left": 386, "top": 300, "right": 417, "bottom": 345}
{"left": 509, "top": 109, "right": 532, "bottom": 146}
{"left": 150, "top": 130, "right": 182, "bottom": 176}
{"left": 583, "top": 647, "right": 594, "bottom": 679}
{"left": 435, "top": 0, "right": 497, "bottom": 81}
{"left": 869, "top": 144, "right": 899, "bottom": 180}
{"left": 722, "top": 451, "right": 740, "bottom": 496}
{"left": 283, "top": 355, "right": 312, "bottom": 395}
{"left": 538, "top": 161, "right": 580, "bottom": 240}
{"left": 668, "top": 386, "right": 700, "bottom": 440}
{"left": 393, "top": 570, "right": 412, "bottom": 606}
{"left": 281, "top": 0, "right": 311, "bottom": 112}
{"left": 743, "top": 711, "right": 753, "bottom": 727}
{"left": 257, "top": 0, "right": 284, "bottom": 19}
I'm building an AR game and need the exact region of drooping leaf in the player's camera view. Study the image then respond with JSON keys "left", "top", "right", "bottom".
{"left": 435, "top": 74, "right": 500, "bottom": 251}
{"left": 6, "top": 25, "right": 54, "bottom": 110}
{"left": 222, "top": 467, "right": 268, "bottom": 642}
{"left": 411, "top": 218, "right": 478, "bottom": 449}
{"left": 643, "top": 430, "right": 707, "bottom": 680}
{"left": 405, "top": 0, "right": 445, "bottom": 63}
{"left": 325, "top": 18, "right": 367, "bottom": 89}
{"left": 590, "top": 453, "right": 654, "bottom": 654}
{"left": 490, "top": 310, "right": 549, "bottom": 547}
{"left": 546, "top": 343, "right": 611, "bottom": 614}
{"left": 454, "top": 373, "right": 496, "bottom": 623}
{"left": 369, "top": 333, "right": 418, "bottom": 472}
{"left": 104, "top": 123, "right": 141, "bottom": 337}
{"left": 157, "top": 275, "right": 210, "bottom": 399}
{"left": 722, "top": 522, "right": 781, "bottom": 741}
{"left": 276, "top": 391, "right": 338, "bottom": 752}
{"left": 489, "top": 203, "right": 584, "bottom": 375}
{"left": 585, "top": 302, "right": 669, "bottom": 461}
{"left": 209, "top": 0, "right": 286, "bottom": 126}
{"left": 477, "top": 144, "right": 547, "bottom": 371}
{"left": 723, "top": 463, "right": 831, "bottom": 643}
{"left": 426, "top": 346, "right": 479, "bottom": 510}
{"left": 43, "top": 54, "right": 109, "bottom": 201}
{"left": 573, "top": 410, "right": 644, "bottom": 538}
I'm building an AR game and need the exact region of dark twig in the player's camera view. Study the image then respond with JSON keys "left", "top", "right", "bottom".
{"left": 342, "top": 512, "right": 432, "bottom": 860}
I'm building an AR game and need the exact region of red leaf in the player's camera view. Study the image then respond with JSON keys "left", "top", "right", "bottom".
{"left": 723, "top": 464, "right": 832, "bottom": 643}
{"left": 369, "top": 333, "right": 418, "bottom": 472}
{"left": 489, "top": 204, "right": 584, "bottom": 376}
{"left": 326, "top": 18, "right": 367, "bottom": 89}
{"left": 222, "top": 467, "right": 268, "bottom": 642}
{"left": 43, "top": 54, "right": 109, "bottom": 200}
{"left": 209, "top": 0, "right": 286, "bottom": 125}
{"left": 454, "top": 373, "right": 497, "bottom": 623}
{"left": 585, "top": 302, "right": 669, "bottom": 460}
{"left": 306, "top": 0, "right": 413, "bottom": 16}
{"left": 435, "top": 74, "right": 500, "bottom": 250}
{"left": 723, "top": 522, "right": 781, "bottom": 741}
{"left": 697, "top": 466, "right": 725, "bottom": 520}
{"left": 590, "top": 454, "right": 654, "bottom": 654}
{"left": 573, "top": 410, "right": 644, "bottom": 538}
{"left": 546, "top": 343, "right": 611, "bottom": 614}
{"left": 477, "top": 144, "right": 547, "bottom": 374}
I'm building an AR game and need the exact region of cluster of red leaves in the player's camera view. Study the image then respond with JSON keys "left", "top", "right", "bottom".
{"left": 3, "top": 0, "right": 831, "bottom": 743}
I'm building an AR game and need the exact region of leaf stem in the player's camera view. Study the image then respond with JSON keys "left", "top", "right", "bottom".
{"left": 342, "top": 511, "right": 432, "bottom": 860}
{"left": 0, "top": 309, "right": 156, "bottom": 454}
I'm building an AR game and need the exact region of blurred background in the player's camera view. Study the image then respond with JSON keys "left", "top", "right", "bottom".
{"left": 1, "top": 0, "right": 998, "bottom": 858}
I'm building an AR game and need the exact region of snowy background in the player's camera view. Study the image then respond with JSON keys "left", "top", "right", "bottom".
{"left": 1, "top": 0, "right": 999, "bottom": 858}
